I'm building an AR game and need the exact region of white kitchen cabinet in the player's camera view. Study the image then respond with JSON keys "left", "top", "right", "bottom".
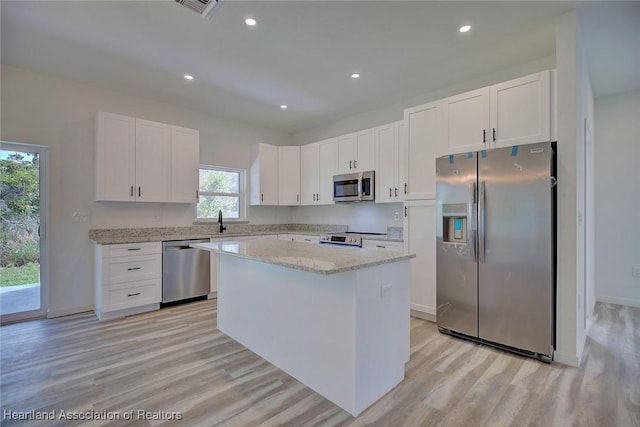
{"left": 362, "top": 240, "right": 403, "bottom": 251}
{"left": 443, "top": 71, "right": 552, "bottom": 155}
{"left": 300, "top": 143, "right": 319, "bottom": 205}
{"left": 250, "top": 143, "right": 278, "bottom": 205}
{"left": 170, "top": 126, "right": 200, "bottom": 203}
{"left": 403, "top": 101, "right": 443, "bottom": 200}
{"left": 96, "top": 112, "right": 199, "bottom": 203}
{"left": 403, "top": 199, "right": 436, "bottom": 320}
{"left": 375, "top": 121, "right": 403, "bottom": 203}
{"left": 278, "top": 146, "right": 301, "bottom": 205}
{"left": 443, "top": 87, "right": 491, "bottom": 155}
{"left": 337, "top": 129, "right": 374, "bottom": 174}
{"left": 490, "top": 70, "right": 551, "bottom": 148}
{"left": 317, "top": 139, "right": 338, "bottom": 204}
{"left": 94, "top": 241, "right": 162, "bottom": 320}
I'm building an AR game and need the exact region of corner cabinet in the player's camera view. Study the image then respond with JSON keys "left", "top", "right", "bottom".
{"left": 278, "top": 146, "right": 301, "bottom": 206}
{"left": 443, "top": 70, "right": 552, "bottom": 155}
{"left": 95, "top": 112, "right": 199, "bottom": 203}
{"left": 250, "top": 143, "right": 278, "bottom": 205}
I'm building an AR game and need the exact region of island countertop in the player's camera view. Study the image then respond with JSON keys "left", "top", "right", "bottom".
{"left": 191, "top": 239, "right": 415, "bottom": 275}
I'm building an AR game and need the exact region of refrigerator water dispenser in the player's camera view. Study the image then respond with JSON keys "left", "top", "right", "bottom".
{"left": 443, "top": 215, "right": 467, "bottom": 243}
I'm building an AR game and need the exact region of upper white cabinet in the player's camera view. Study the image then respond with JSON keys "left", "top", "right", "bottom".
{"left": 403, "top": 100, "right": 443, "bottom": 200}
{"left": 250, "top": 143, "right": 278, "bottom": 205}
{"left": 490, "top": 70, "right": 551, "bottom": 148}
{"left": 96, "top": 112, "right": 197, "bottom": 203}
{"left": 317, "top": 139, "right": 338, "bottom": 204}
{"left": 337, "top": 129, "right": 374, "bottom": 173}
{"left": 170, "top": 126, "right": 199, "bottom": 203}
{"left": 375, "top": 121, "right": 403, "bottom": 203}
{"left": 278, "top": 146, "right": 301, "bottom": 206}
{"left": 300, "top": 143, "right": 319, "bottom": 205}
{"left": 443, "top": 70, "right": 552, "bottom": 155}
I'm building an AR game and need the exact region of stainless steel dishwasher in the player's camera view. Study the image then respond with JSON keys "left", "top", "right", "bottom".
{"left": 162, "top": 239, "right": 210, "bottom": 304}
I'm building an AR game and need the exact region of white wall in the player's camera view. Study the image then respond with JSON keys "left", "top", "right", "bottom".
{"left": 0, "top": 64, "right": 293, "bottom": 316}
{"left": 594, "top": 89, "right": 640, "bottom": 308}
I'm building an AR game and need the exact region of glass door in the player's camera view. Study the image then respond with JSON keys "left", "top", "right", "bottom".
{"left": 0, "top": 142, "right": 48, "bottom": 323}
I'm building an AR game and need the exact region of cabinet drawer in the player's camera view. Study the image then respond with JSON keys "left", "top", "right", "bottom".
{"left": 103, "top": 254, "right": 161, "bottom": 284}
{"left": 362, "top": 240, "right": 404, "bottom": 251}
{"left": 104, "top": 242, "right": 161, "bottom": 258}
{"left": 104, "top": 279, "right": 160, "bottom": 312}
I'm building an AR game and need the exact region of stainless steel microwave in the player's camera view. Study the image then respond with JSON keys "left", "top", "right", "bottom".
{"left": 333, "top": 171, "right": 375, "bottom": 202}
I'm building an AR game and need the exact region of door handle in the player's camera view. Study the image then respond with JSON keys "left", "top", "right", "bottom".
{"left": 127, "top": 247, "right": 141, "bottom": 251}
{"left": 389, "top": 188, "right": 392, "bottom": 197}
{"left": 130, "top": 186, "right": 134, "bottom": 197}
{"left": 483, "top": 129, "right": 486, "bottom": 144}
{"left": 478, "top": 181, "right": 486, "bottom": 262}
{"left": 493, "top": 128, "right": 496, "bottom": 142}
{"left": 404, "top": 206, "right": 408, "bottom": 217}
{"left": 354, "top": 159, "right": 357, "bottom": 169}
{"left": 404, "top": 183, "right": 407, "bottom": 194}
{"left": 261, "top": 193, "right": 264, "bottom": 202}
{"left": 468, "top": 182, "right": 477, "bottom": 262}
{"left": 138, "top": 186, "right": 141, "bottom": 197}
{"left": 395, "top": 187, "right": 398, "bottom": 197}
{"left": 127, "top": 267, "right": 141, "bottom": 271}
{"left": 349, "top": 160, "right": 353, "bottom": 169}
{"left": 357, "top": 173, "right": 363, "bottom": 200}
{"left": 127, "top": 293, "right": 141, "bottom": 297}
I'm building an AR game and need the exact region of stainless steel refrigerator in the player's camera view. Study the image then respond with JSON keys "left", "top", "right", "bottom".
{"left": 436, "top": 142, "right": 556, "bottom": 361}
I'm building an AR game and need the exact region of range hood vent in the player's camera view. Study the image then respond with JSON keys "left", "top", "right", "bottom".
{"left": 175, "top": 0, "right": 224, "bottom": 20}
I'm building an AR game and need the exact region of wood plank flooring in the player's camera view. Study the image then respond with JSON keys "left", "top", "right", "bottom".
{"left": 1, "top": 300, "right": 638, "bottom": 426}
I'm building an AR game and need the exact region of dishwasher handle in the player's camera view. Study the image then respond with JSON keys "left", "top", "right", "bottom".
{"left": 165, "top": 246, "right": 193, "bottom": 250}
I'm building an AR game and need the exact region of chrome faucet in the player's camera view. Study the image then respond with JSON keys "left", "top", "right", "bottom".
{"left": 218, "top": 210, "right": 226, "bottom": 233}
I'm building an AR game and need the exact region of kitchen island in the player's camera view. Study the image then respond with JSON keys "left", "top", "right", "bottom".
{"left": 191, "top": 239, "right": 414, "bottom": 417}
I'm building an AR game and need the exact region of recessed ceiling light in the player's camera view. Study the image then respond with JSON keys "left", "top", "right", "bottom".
{"left": 245, "top": 18, "right": 257, "bottom": 26}
{"left": 280, "top": 105, "right": 288, "bottom": 110}
{"left": 459, "top": 25, "right": 471, "bottom": 33}
{"left": 351, "top": 73, "right": 361, "bottom": 79}
{"left": 184, "top": 74, "right": 194, "bottom": 81}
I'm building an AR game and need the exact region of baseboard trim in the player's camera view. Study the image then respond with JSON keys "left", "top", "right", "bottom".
{"left": 596, "top": 295, "right": 640, "bottom": 308}
{"left": 553, "top": 350, "right": 579, "bottom": 367}
{"left": 47, "top": 305, "right": 94, "bottom": 319}
{"left": 410, "top": 309, "right": 436, "bottom": 322}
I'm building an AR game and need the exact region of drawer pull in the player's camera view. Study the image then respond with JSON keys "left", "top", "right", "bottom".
{"left": 376, "top": 245, "right": 386, "bottom": 248}
{"left": 127, "top": 267, "right": 141, "bottom": 271}
{"left": 127, "top": 292, "right": 141, "bottom": 297}
{"left": 127, "top": 248, "right": 141, "bottom": 251}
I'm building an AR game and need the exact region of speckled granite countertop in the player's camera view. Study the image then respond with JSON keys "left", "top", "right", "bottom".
{"left": 89, "top": 225, "right": 403, "bottom": 244}
{"left": 191, "top": 239, "right": 414, "bottom": 275}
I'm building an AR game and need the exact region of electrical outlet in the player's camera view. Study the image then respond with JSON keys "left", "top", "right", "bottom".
{"left": 380, "top": 284, "right": 392, "bottom": 298}
{"left": 72, "top": 212, "right": 90, "bottom": 223}
{"left": 394, "top": 212, "right": 400, "bottom": 221}
{"left": 632, "top": 266, "right": 640, "bottom": 278}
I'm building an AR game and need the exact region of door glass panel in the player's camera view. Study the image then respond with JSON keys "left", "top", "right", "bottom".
{"left": 0, "top": 148, "right": 41, "bottom": 317}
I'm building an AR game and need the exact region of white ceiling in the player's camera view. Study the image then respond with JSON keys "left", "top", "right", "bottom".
{"left": 2, "top": 1, "right": 639, "bottom": 134}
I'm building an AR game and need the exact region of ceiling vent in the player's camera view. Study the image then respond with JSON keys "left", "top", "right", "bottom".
{"left": 175, "top": 0, "right": 224, "bottom": 20}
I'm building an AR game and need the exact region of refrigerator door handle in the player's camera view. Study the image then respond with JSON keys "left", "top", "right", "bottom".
{"left": 468, "top": 182, "right": 477, "bottom": 262}
{"left": 478, "top": 180, "right": 486, "bottom": 262}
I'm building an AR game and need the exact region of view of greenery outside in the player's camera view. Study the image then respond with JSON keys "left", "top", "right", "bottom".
{"left": 0, "top": 151, "right": 40, "bottom": 287}
{"left": 197, "top": 167, "right": 242, "bottom": 219}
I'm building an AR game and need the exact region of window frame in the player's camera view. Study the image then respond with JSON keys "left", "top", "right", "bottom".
{"left": 197, "top": 165, "right": 247, "bottom": 221}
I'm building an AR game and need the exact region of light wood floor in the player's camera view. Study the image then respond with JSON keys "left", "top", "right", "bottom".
{"left": 1, "top": 300, "right": 638, "bottom": 426}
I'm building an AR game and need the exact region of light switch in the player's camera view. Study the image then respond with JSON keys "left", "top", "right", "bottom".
{"left": 380, "top": 284, "right": 392, "bottom": 298}
{"left": 72, "top": 212, "right": 90, "bottom": 223}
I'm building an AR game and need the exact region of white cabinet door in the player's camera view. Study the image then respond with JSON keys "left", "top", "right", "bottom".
{"left": 170, "top": 126, "right": 199, "bottom": 203}
{"left": 337, "top": 134, "right": 355, "bottom": 173}
{"left": 135, "top": 119, "right": 169, "bottom": 202}
{"left": 443, "top": 87, "right": 490, "bottom": 155}
{"left": 354, "top": 128, "right": 375, "bottom": 172}
{"left": 278, "top": 146, "right": 301, "bottom": 205}
{"left": 317, "top": 139, "right": 338, "bottom": 204}
{"left": 403, "top": 101, "right": 443, "bottom": 200}
{"left": 250, "top": 143, "right": 278, "bottom": 205}
{"left": 362, "top": 240, "right": 403, "bottom": 251}
{"left": 404, "top": 199, "right": 436, "bottom": 318}
{"left": 95, "top": 112, "right": 136, "bottom": 201}
{"left": 375, "top": 122, "right": 399, "bottom": 203}
{"left": 300, "top": 143, "right": 318, "bottom": 205}
{"left": 490, "top": 70, "right": 551, "bottom": 148}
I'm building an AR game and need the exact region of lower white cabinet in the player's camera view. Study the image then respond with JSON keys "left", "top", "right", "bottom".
{"left": 94, "top": 241, "right": 162, "bottom": 320}
{"left": 403, "top": 199, "right": 437, "bottom": 320}
{"left": 362, "top": 240, "right": 404, "bottom": 251}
